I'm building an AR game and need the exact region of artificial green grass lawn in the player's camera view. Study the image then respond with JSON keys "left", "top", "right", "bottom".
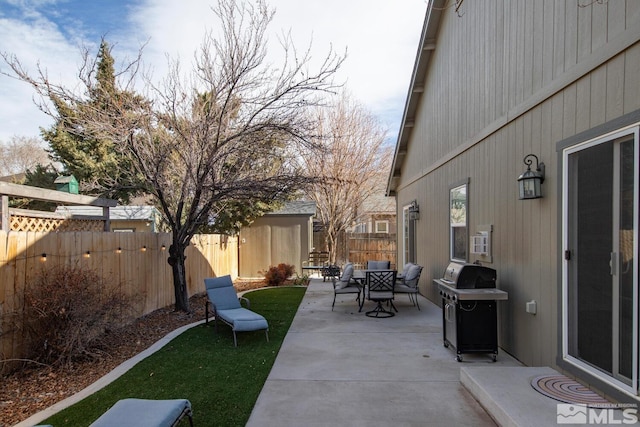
{"left": 44, "top": 286, "right": 307, "bottom": 427}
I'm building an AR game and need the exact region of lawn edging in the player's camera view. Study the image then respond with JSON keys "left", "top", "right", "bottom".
{"left": 14, "top": 319, "right": 206, "bottom": 427}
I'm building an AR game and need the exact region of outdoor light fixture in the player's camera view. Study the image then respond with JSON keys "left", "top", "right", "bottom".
{"left": 40, "top": 253, "right": 47, "bottom": 262}
{"left": 141, "top": 245, "right": 147, "bottom": 252}
{"left": 116, "top": 247, "right": 122, "bottom": 254}
{"left": 517, "top": 154, "right": 545, "bottom": 200}
{"left": 84, "top": 251, "right": 91, "bottom": 258}
{"left": 408, "top": 200, "right": 420, "bottom": 220}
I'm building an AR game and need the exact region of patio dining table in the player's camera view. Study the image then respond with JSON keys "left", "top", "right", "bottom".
{"left": 301, "top": 265, "right": 327, "bottom": 276}
{"left": 352, "top": 269, "right": 397, "bottom": 312}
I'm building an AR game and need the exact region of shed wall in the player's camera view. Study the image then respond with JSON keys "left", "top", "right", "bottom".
{"left": 238, "top": 215, "right": 313, "bottom": 277}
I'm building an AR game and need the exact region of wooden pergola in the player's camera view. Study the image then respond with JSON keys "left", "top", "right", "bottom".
{"left": 0, "top": 181, "right": 117, "bottom": 232}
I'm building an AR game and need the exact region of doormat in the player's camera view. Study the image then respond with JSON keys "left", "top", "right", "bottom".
{"left": 531, "top": 375, "right": 611, "bottom": 407}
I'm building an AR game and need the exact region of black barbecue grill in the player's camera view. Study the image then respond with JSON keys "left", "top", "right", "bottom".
{"left": 434, "top": 262, "right": 508, "bottom": 362}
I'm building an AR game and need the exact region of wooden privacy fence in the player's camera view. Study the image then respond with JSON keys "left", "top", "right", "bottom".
{"left": 314, "top": 231, "right": 398, "bottom": 268}
{"left": 0, "top": 231, "right": 237, "bottom": 367}
{"left": 346, "top": 232, "right": 397, "bottom": 270}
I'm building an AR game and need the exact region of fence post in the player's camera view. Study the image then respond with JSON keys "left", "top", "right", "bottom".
{"left": 1, "top": 195, "right": 8, "bottom": 232}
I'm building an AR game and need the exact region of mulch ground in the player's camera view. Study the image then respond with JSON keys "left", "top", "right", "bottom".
{"left": 0, "top": 280, "right": 269, "bottom": 427}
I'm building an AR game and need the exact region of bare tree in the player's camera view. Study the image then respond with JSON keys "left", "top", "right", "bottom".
{"left": 0, "top": 136, "right": 51, "bottom": 177}
{"left": 299, "top": 92, "right": 389, "bottom": 264}
{"left": 2, "top": 0, "right": 344, "bottom": 312}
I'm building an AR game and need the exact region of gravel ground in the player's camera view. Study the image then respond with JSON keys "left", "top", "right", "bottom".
{"left": 1, "top": 280, "right": 268, "bottom": 426}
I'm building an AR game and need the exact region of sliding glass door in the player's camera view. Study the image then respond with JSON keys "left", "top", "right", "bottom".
{"left": 563, "top": 128, "right": 638, "bottom": 394}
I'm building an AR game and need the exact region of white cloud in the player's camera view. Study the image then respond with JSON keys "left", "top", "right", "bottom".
{"left": 0, "top": 13, "right": 81, "bottom": 141}
{"left": 0, "top": 0, "right": 427, "bottom": 142}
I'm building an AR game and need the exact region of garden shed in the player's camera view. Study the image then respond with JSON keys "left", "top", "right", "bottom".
{"left": 238, "top": 200, "right": 315, "bottom": 278}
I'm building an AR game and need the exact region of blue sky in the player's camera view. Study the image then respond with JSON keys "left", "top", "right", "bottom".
{"left": 0, "top": 0, "right": 428, "bottom": 144}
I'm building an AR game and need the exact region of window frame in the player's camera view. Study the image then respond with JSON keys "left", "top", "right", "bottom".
{"left": 449, "top": 178, "right": 469, "bottom": 262}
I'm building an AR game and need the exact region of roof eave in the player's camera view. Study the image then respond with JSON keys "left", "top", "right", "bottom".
{"left": 386, "top": 0, "right": 445, "bottom": 197}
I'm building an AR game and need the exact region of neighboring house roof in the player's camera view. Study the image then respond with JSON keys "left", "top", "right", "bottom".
{"left": 55, "top": 205, "right": 160, "bottom": 221}
{"left": 0, "top": 173, "right": 26, "bottom": 183}
{"left": 359, "top": 191, "right": 396, "bottom": 215}
{"left": 387, "top": 0, "right": 446, "bottom": 196}
{"left": 266, "top": 200, "right": 316, "bottom": 216}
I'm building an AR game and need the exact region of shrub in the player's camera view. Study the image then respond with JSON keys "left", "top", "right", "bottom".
{"left": 23, "top": 264, "right": 137, "bottom": 367}
{"left": 290, "top": 273, "right": 310, "bottom": 286}
{"left": 263, "top": 263, "right": 296, "bottom": 286}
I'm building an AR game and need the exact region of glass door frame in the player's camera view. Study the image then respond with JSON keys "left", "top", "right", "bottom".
{"left": 561, "top": 124, "right": 639, "bottom": 396}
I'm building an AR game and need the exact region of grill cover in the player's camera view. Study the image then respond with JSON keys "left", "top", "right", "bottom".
{"left": 440, "top": 262, "right": 496, "bottom": 289}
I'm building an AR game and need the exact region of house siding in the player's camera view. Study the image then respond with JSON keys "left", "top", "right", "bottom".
{"left": 393, "top": 0, "right": 640, "bottom": 376}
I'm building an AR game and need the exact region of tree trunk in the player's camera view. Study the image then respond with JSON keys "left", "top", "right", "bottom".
{"left": 168, "top": 243, "right": 190, "bottom": 312}
{"left": 326, "top": 233, "right": 336, "bottom": 264}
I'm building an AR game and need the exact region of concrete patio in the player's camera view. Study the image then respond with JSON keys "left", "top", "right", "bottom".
{"left": 247, "top": 278, "right": 567, "bottom": 427}
{"left": 17, "top": 277, "right": 575, "bottom": 427}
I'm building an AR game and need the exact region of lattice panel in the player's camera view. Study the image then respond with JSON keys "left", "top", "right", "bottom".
{"left": 10, "top": 215, "right": 105, "bottom": 232}
{"left": 57, "top": 220, "right": 105, "bottom": 232}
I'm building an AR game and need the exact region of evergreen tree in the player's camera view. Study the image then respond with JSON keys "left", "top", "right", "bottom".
{"left": 42, "top": 40, "right": 144, "bottom": 203}
{"left": 15, "top": 164, "right": 60, "bottom": 211}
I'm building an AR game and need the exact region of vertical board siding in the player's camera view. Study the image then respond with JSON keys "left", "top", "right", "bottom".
{"left": 0, "top": 232, "right": 236, "bottom": 365}
{"left": 397, "top": 1, "right": 640, "bottom": 366}
{"left": 404, "top": 0, "right": 639, "bottom": 171}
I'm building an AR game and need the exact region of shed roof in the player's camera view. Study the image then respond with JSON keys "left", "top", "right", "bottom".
{"left": 266, "top": 200, "right": 316, "bottom": 216}
{"left": 53, "top": 175, "right": 77, "bottom": 184}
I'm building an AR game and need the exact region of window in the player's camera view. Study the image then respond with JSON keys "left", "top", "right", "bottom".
{"left": 403, "top": 204, "right": 417, "bottom": 264}
{"left": 450, "top": 180, "right": 468, "bottom": 262}
{"left": 375, "top": 221, "right": 389, "bottom": 233}
{"left": 353, "top": 223, "right": 367, "bottom": 233}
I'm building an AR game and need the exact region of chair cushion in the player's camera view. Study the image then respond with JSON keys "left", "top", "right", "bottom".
{"left": 395, "top": 284, "right": 418, "bottom": 293}
{"left": 369, "top": 291, "right": 394, "bottom": 300}
{"left": 405, "top": 264, "right": 422, "bottom": 281}
{"left": 339, "top": 263, "right": 354, "bottom": 282}
{"left": 367, "top": 260, "right": 391, "bottom": 270}
{"left": 89, "top": 398, "right": 191, "bottom": 427}
{"left": 205, "top": 276, "right": 241, "bottom": 310}
{"left": 334, "top": 279, "right": 350, "bottom": 290}
{"left": 217, "top": 308, "right": 268, "bottom": 332}
{"left": 398, "top": 262, "right": 414, "bottom": 278}
{"left": 335, "top": 286, "right": 360, "bottom": 294}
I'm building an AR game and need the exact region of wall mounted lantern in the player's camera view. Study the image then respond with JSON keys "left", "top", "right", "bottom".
{"left": 408, "top": 200, "right": 420, "bottom": 220}
{"left": 517, "top": 154, "right": 545, "bottom": 199}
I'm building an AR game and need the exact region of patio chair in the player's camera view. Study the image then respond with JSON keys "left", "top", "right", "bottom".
{"left": 332, "top": 263, "right": 360, "bottom": 310}
{"left": 367, "top": 260, "right": 391, "bottom": 270}
{"left": 204, "top": 275, "right": 269, "bottom": 346}
{"left": 394, "top": 264, "right": 423, "bottom": 310}
{"left": 365, "top": 270, "right": 397, "bottom": 318}
{"left": 89, "top": 398, "right": 193, "bottom": 427}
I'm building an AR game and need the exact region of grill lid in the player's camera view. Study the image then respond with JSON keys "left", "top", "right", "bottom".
{"left": 440, "top": 261, "right": 496, "bottom": 289}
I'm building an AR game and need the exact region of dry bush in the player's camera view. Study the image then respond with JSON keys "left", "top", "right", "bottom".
{"left": 23, "top": 264, "right": 138, "bottom": 367}
{"left": 263, "top": 263, "right": 296, "bottom": 286}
